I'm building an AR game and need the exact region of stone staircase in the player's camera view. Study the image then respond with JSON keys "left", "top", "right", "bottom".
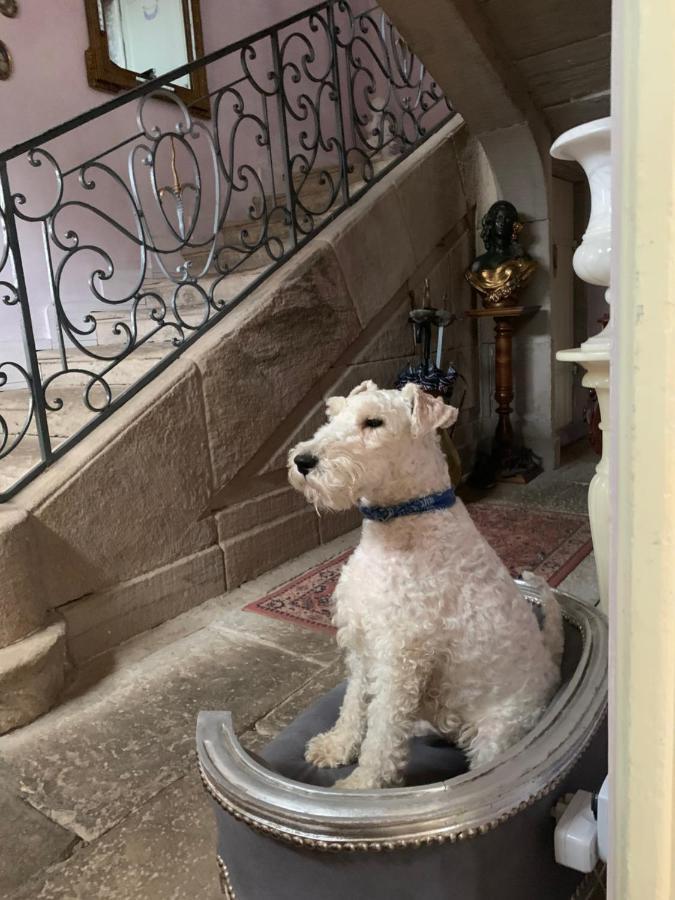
{"left": 0, "top": 155, "right": 393, "bottom": 494}
{"left": 0, "top": 266, "right": 264, "bottom": 493}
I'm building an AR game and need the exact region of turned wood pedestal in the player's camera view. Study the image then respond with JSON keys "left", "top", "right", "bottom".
{"left": 466, "top": 305, "right": 541, "bottom": 484}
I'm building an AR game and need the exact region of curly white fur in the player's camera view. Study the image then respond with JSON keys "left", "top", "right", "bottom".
{"left": 288, "top": 381, "right": 563, "bottom": 790}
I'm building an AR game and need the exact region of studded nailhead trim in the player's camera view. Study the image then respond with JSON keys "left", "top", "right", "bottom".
{"left": 216, "top": 854, "right": 237, "bottom": 898}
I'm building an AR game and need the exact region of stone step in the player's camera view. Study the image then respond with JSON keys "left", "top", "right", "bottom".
{"left": 0, "top": 263, "right": 267, "bottom": 468}
{"left": 37, "top": 343, "right": 168, "bottom": 387}
{"left": 182, "top": 210, "right": 292, "bottom": 274}
{"left": 180, "top": 158, "right": 389, "bottom": 274}
{"left": 90, "top": 303, "right": 210, "bottom": 346}
{"left": 0, "top": 435, "right": 42, "bottom": 493}
{"left": 0, "top": 253, "right": 272, "bottom": 461}
{"left": 2, "top": 384, "right": 123, "bottom": 439}
{"left": 0, "top": 343, "right": 174, "bottom": 488}
{"left": 242, "top": 164, "right": 345, "bottom": 222}
{"left": 87, "top": 267, "right": 263, "bottom": 346}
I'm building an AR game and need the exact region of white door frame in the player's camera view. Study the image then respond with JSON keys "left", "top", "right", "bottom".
{"left": 609, "top": 0, "right": 675, "bottom": 896}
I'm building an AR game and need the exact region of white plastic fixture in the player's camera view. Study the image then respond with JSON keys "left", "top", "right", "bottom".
{"left": 553, "top": 790, "right": 599, "bottom": 873}
{"left": 596, "top": 776, "right": 609, "bottom": 863}
{"left": 552, "top": 780, "right": 608, "bottom": 872}
{"left": 551, "top": 117, "right": 612, "bottom": 352}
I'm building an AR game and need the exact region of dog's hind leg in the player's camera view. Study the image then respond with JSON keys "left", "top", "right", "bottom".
{"left": 305, "top": 652, "right": 368, "bottom": 768}
{"left": 463, "top": 706, "right": 540, "bottom": 770}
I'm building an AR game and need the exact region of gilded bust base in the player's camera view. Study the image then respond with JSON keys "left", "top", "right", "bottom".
{"left": 465, "top": 257, "right": 537, "bottom": 309}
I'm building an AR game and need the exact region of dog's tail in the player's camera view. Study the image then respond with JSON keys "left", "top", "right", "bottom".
{"left": 522, "top": 571, "right": 564, "bottom": 668}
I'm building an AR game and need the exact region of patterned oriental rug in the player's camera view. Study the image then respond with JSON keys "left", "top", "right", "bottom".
{"left": 244, "top": 503, "right": 593, "bottom": 633}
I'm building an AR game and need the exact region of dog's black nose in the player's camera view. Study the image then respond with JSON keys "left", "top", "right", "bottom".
{"left": 294, "top": 453, "right": 318, "bottom": 476}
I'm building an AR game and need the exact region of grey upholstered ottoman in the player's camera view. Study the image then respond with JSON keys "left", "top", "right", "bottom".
{"left": 197, "top": 583, "right": 607, "bottom": 900}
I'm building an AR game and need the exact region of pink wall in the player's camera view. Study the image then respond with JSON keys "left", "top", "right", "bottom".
{"left": 0, "top": 0, "right": 317, "bottom": 153}
{"left": 0, "top": 0, "right": 398, "bottom": 357}
{"left": 0, "top": 0, "right": 321, "bottom": 354}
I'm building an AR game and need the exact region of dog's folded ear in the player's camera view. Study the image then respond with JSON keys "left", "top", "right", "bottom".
{"left": 325, "top": 395, "right": 346, "bottom": 419}
{"left": 348, "top": 380, "right": 378, "bottom": 396}
{"left": 402, "top": 383, "right": 458, "bottom": 437}
{"left": 325, "top": 382, "right": 377, "bottom": 419}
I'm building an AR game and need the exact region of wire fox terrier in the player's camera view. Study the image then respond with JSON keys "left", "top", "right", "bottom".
{"left": 288, "top": 381, "right": 563, "bottom": 790}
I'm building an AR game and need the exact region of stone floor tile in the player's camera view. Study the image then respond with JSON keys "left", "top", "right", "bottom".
{"left": 7, "top": 773, "right": 221, "bottom": 900}
{"left": 0, "top": 629, "right": 322, "bottom": 842}
{"left": 209, "top": 605, "right": 338, "bottom": 665}
{"left": 559, "top": 456, "right": 598, "bottom": 486}
{"left": 462, "top": 476, "right": 590, "bottom": 516}
{"left": 558, "top": 552, "right": 600, "bottom": 606}
{"left": 0, "top": 771, "right": 79, "bottom": 897}
{"left": 459, "top": 441, "right": 595, "bottom": 516}
{"left": 241, "top": 658, "right": 346, "bottom": 755}
{"left": 61, "top": 529, "right": 357, "bottom": 707}
{"left": 502, "top": 478, "right": 589, "bottom": 514}
{"left": 62, "top": 586, "right": 257, "bottom": 702}
{"left": 235, "top": 529, "right": 358, "bottom": 597}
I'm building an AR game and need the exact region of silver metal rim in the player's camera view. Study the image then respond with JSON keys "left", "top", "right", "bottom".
{"left": 197, "top": 583, "right": 607, "bottom": 851}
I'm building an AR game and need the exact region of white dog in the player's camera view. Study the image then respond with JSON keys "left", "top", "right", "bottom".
{"left": 288, "top": 381, "right": 563, "bottom": 790}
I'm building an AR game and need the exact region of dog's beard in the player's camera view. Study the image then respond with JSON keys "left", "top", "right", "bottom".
{"left": 288, "top": 455, "right": 365, "bottom": 511}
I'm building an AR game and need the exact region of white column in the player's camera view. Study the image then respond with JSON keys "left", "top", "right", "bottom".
{"left": 551, "top": 118, "right": 611, "bottom": 612}
{"left": 557, "top": 348, "right": 609, "bottom": 610}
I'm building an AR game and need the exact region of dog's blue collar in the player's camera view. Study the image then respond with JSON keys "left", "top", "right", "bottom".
{"left": 358, "top": 487, "right": 456, "bottom": 523}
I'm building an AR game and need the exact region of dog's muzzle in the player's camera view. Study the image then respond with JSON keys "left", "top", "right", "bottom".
{"left": 294, "top": 453, "right": 318, "bottom": 476}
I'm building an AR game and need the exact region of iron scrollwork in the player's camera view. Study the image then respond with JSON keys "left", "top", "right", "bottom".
{"left": 0, "top": 0, "right": 453, "bottom": 500}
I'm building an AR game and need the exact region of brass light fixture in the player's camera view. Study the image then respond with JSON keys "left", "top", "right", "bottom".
{"left": 0, "top": 40, "right": 12, "bottom": 80}
{"left": 0, "top": 0, "right": 18, "bottom": 18}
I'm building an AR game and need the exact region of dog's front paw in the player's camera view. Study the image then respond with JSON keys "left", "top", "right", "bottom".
{"left": 305, "top": 732, "right": 357, "bottom": 768}
{"left": 333, "top": 768, "right": 381, "bottom": 790}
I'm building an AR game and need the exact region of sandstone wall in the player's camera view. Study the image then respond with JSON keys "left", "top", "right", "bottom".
{"left": 0, "top": 118, "right": 486, "bottom": 729}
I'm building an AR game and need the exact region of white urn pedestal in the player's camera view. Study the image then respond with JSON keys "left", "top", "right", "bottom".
{"left": 556, "top": 347, "right": 610, "bottom": 610}
{"left": 551, "top": 118, "right": 611, "bottom": 613}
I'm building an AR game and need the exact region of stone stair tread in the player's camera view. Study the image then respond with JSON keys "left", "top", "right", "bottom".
{"left": 0, "top": 435, "right": 42, "bottom": 492}
{"left": 2, "top": 384, "right": 122, "bottom": 440}
{"left": 91, "top": 266, "right": 264, "bottom": 322}
{"left": 36, "top": 342, "right": 169, "bottom": 388}
{"left": 38, "top": 343, "right": 166, "bottom": 363}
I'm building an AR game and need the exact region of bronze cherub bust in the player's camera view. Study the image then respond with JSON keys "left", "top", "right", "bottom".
{"left": 465, "top": 201, "right": 537, "bottom": 308}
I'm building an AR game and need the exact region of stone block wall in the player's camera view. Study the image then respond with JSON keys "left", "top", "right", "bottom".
{"left": 0, "top": 117, "right": 487, "bottom": 729}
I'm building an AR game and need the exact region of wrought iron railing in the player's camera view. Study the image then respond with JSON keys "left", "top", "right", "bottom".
{"left": 0, "top": 0, "right": 453, "bottom": 501}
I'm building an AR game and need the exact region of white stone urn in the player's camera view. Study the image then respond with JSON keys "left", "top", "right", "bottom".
{"left": 551, "top": 117, "right": 612, "bottom": 612}
{"left": 551, "top": 117, "right": 611, "bottom": 352}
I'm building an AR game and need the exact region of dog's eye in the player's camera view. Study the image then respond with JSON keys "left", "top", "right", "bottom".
{"left": 363, "top": 418, "right": 384, "bottom": 429}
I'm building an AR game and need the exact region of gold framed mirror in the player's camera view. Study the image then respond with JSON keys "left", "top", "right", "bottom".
{"left": 84, "top": 0, "right": 210, "bottom": 117}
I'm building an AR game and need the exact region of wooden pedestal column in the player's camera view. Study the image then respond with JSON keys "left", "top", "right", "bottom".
{"left": 466, "top": 305, "right": 541, "bottom": 483}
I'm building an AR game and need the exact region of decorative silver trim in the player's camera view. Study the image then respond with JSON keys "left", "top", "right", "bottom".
{"left": 216, "top": 855, "right": 237, "bottom": 898}
{"left": 197, "top": 584, "right": 607, "bottom": 852}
